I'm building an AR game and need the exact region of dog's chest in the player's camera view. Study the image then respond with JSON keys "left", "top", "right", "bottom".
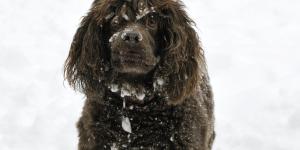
{"left": 98, "top": 94, "right": 184, "bottom": 148}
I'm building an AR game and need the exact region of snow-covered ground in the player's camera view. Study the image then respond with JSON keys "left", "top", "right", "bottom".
{"left": 1, "top": 0, "right": 299, "bottom": 149}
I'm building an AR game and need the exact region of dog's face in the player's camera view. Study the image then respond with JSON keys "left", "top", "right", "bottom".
{"left": 108, "top": 1, "right": 160, "bottom": 75}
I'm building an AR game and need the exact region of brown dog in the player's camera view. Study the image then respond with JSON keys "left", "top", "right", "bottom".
{"left": 64, "top": 0, "right": 215, "bottom": 149}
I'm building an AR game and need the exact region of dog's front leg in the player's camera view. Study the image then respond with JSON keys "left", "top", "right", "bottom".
{"left": 77, "top": 98, "right": 118, "bottom": 150}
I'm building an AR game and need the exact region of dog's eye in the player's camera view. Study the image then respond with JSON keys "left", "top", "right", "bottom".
{"left": 147, "top": 14, "right": 157, "bottom": 28}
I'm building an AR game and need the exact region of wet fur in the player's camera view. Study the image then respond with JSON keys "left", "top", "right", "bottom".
{"left": 64, "top": 0, "right": 215, "bottom": 149}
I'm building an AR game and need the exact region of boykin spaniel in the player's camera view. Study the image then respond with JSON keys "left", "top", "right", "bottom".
{"left": 64, "top": 0, "right": 215, "bottom": 149}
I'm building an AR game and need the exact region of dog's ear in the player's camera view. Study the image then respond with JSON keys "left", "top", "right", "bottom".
{"left": 64, "top": 12, "right": 109, "bottom": 93}
{"left": 154, "top": 1, "right": 207, "bottom": 105}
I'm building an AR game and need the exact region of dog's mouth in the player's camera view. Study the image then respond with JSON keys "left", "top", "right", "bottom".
{"left": 111, "top": 48, "right": 158, "bottom": 75}
{"left": 121, "top": 57, "right": 144, "bottom": 65}
{"left": 120, "top": 52, "right": 146, "bottom": 63}
{"left": 112, "top": 56, "right": 150, "bottom": 75}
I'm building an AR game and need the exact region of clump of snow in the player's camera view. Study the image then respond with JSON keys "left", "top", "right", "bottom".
{"left": 170, "top": 135, "right": 174, "bottom": 142}
{"left": 113, "top": 16, "right": 119, "bottom": 24}
{"left": 136, "top": 92, "right": 145, "bottom": 101}
{"left": 135, "top": 92, "right": 145, "bottom": 101}
{"left": 109, "top": 31, "right": 121, "bottom": 43}
{"left": 157, "top": 78, "right": 164, "bottom": 85}
{"left": 136, "top": 6, "right": 156, "bottom": 20}
{"left": 122, "top": 13, "right": 129, "bottom": 21}
{"left": 120, "top": 27, "right": 143, "bottom": 41}
{"left": 111, "top": 143, "right": 118, "bottom": 150}
{"left": 105, "top": 12, "right": 114, "bottom": 20}
{"left": 122, "top": 116, "right": 132, "bottom": 133}
{"left": 138, "top": 35, "right": 143, "bottom": 41}
{"left": 123, "top": 100, "right": 126, "bottom": 108}
{"left": 120, "top": 87, "right": 131, "bottom": 98}
{"left": 119, "top": 83, "right": 146, "bottom": 101}
{"left": 184, "top": 74, "right": 188, "bottom": 80}
{"left": 153, "top": 77, "right": 165, "bottom": 91}
{"left": 121, "top": 32, "right": 127, "bottom": 41}
{"left": 124, "top": 27, "right": 134, "bottom": 32}
{"left": 109, "top": 84, "right": 119, "bottom": 93}
{"left": 110, "top": 83, "right": 146, "bottom": 101}
{"left": 136, "top": 10, "right": 150, "bottom": 20}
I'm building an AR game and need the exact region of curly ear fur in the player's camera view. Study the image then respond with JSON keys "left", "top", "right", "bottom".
{"left": 154, "top": 1, "right": 207, "bottom": 105}
{"left": 65, "top": 0, "right": 133, "bottom": 95}
{"left": 64, "top": 10, "right": 109, "bottom": 94}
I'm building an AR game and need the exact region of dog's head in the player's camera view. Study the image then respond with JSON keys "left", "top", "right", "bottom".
{"left": 65, "top": 0, "right": 206, "bottom": 104}
{"left": 108, "top": 1, "right": 160, "bottom": 75}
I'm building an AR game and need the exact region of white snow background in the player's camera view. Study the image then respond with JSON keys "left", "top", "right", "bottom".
{"left": 1, "top": 0, "right": 299, "bottom": 149}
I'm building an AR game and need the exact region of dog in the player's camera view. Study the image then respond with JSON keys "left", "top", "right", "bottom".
{"left": 64, "top": 0, "right": 215, "bottom": 149}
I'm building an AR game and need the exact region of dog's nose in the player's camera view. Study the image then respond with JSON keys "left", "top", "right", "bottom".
{"left": 121, "top": 31, "right": 143, "bottom": 44}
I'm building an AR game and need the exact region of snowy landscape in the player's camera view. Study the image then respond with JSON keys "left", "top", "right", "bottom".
{"left": 1, "top": 0, "right": 300, "bottom": 149}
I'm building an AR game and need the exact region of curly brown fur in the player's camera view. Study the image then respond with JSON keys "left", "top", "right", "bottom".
{"left": 65, "top": 0, "right": 215, "bottom": 149}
